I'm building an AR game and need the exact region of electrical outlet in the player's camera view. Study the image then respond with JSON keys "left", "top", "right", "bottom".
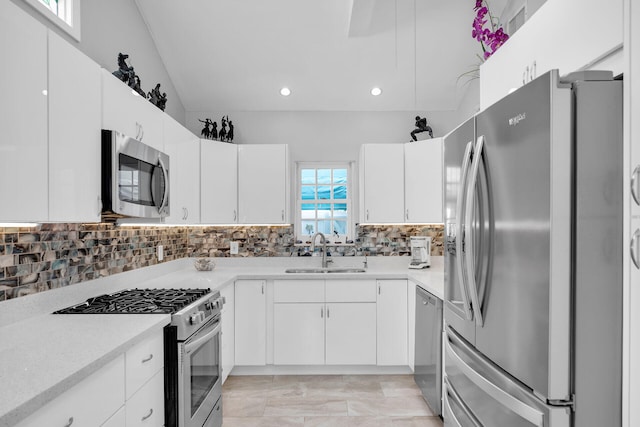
{"left": 157, "top": 244, "right": 164, "bottom": 261}
{"left": 230, "top": 241, "right": 239, "bottom": 255}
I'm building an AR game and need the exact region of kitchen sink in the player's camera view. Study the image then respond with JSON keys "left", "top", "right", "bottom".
{"left": 284, "top": 267, "right": 366, "bottom": 274}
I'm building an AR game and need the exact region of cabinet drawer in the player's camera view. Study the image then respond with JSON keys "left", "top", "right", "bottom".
{"left": 125, "top": 332, "right": 164, "bottom": 399}
{"left": 326, "top": 280, "right": 376, "bottom": 302}
{"left": 16, "top": 354, "right": 125, "bottom": 427}
{"left": 274, "top": 280, "right": 324, "bottom": 302}
{"left": 125, "top": 369, "right": 165, "bottom": 427}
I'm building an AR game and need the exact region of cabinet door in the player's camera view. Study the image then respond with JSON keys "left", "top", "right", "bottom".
{"left": 48, "top": 30, "right": 102, "bottom": 222}
{"left": 377, "top": 280, "right": 408, "bottom": 366}
{"left": 404, "top": 138, "right": 443, "bottom": 223}
{"left": 0, "top": 0, "right": 48, "bottom": 222}
{"left": 325, "top": 302, "right": 376, "bottom": 365}
{"left": 238, "top": 144, "right": 288, "bottom": 224}
{"left": 16, "top": 355, "right": 125, "bottom": 427}
{"left": 125, "top": 369, "right": 164, "bottom": 427}
{"left": 102, "top": 70, "right": 164, "bottom": 151}
{"left": 164, "top": 116, "right": 200, "bottom": 223}
{"left": 220, "top": 284, "right": 235, "bottom": 384}
{"left": 274, "top": 303, "right": 325, "bottom": 365}
{"left": 235, "top": 280, "right": 266, "bottom": 366}
{"left": 360, "top": 144, "right": 405, "bottom": 223}
{"left": 201, "top": 140, "right": 238, "bottom": 223}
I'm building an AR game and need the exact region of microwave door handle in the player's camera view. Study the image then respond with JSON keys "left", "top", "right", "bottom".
{"left": 455, "top": 140, "right": 475, "bottom": 321}
{"left": 155, "top": 156, "right": 169, "bottom": 214}
{"left": 465, "top": 135, "right": 486, "bottom": 327}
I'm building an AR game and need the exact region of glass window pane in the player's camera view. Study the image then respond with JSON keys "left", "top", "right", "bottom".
{"left": 317, "top": 221, "right": 332, "bottom": 234}
{"left": 301, "top": 204, "right": 316, "bottom": 219}
{"left": 333, "top": 185, "right": 347, "bottom": 199}
{"left": 333, "top": 221, "right": 347, "bottom": 235}
{"left": 317, "top": 169, "right": 331, "bottom": 184}
{"left": 301, "top": 169, "right": 315, "bottom": 184}
{"left": 302, "top": 221, "right": 316, "bottom": 236}
{"left": 317, "top": 204, "right": 331, "bottom": 219}
{"left": 334, "top": 204, "right": 347, "bottom": 218}
{"left": 301, "top": 185, "right": 316, "bottom": 200}
{"left": 333, "top": 169, "right": 347, "bottom": 184}
{"left": 317, "top": 186, "right": 331, "bottom": 200}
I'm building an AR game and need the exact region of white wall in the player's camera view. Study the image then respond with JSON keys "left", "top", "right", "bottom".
{"left": 10, "top": 0, "right": 186, "bottom": 124}
{"left": 185, "top": 110, "right": 460, "bottom": 163}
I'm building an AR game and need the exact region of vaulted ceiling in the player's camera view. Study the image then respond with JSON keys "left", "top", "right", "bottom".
{"left": 135, "top": 0, "right": 507, "bottom": 113}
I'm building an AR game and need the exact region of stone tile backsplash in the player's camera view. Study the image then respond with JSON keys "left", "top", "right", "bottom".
{"left": 0, "top": 223, "right": 444, "bottom": 301}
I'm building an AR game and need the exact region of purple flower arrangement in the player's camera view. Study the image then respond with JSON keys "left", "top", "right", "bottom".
{"left": 472, "top": 0, "right": 509, "bottom": 60}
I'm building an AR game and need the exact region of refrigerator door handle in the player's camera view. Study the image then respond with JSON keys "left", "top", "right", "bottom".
{"left": 455, "top": 140, "right": 475, "bottom": 321}
{"left": 444, "top": 377, "right": 483, "bottom": 427}
{"left": 465, "top": 135, "right": 486, "bottom": 327}
{"left": 631, "top": 228, "right": 640, "bottom": 270}
{"left": 446, "top": 331, "right": 545, "bottom": 427}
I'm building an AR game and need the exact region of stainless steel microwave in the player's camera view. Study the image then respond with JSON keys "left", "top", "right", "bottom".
{"left": 101, "top": 130, "right": 170, "bottom": 219}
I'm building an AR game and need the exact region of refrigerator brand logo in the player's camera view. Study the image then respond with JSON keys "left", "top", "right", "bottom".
{"left": 509, "top": 113, "right": 526, "bottom": 126}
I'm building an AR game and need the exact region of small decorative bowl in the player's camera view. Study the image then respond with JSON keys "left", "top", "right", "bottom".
{"left": 194, "top": 258, "right": 215, "bottom": 271}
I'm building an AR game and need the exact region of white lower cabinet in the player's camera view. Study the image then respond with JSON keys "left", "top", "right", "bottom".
{"left": 15, "top": 355, "right": 125, "bottom": 427}
{"left": 274, "top": 303, "right": 325, "bottom": 365}
{"left": 325, "top": 302, "right": 377, "bottom": 365}
{"left": 220, "top": 283, "right": 235, "bottom": 383}
{"left": 377, "top": 280, "right": 409, "bottom": 366}
{"left": 235, "top": 280, "right": 267, "bottom": 366}
{"left": 125, "top": 369, "right": 165, "bottom": 427}
{"left": 272, "top": 279, "right": 377, "bottom": 366}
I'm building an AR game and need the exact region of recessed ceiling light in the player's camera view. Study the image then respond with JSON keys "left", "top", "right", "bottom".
{"left": 371, "top": 87, "right": 382, "bottom": 96}
{"left": 280, "top": 87, "right": 291, "bottom": 96}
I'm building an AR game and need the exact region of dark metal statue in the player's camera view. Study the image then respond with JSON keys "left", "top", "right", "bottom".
{"left": 227, "top": 119, "right": 234, "bottom": 143}
{"left": 211, "top": 121, "right": 218, "bottom": 140}
{"left": 148, "top": 83, "right": 167, "bottom": 111}
{"left": 198, "top": 118, "right": 215, "bottom": 139}
{"left": 411, "top": 116, "right": 434, "bottom": 141}
{"left": 219, "top": 116, "right": 228, "bottom": 141}
{"left": 112, "top": 53, "right": 134, "bottom": 83}
{"left": 131, "top": 75, "right": 147, "bottom": 98}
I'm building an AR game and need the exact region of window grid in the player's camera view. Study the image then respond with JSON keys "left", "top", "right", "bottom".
{"left": 297, "top": 164, "right": 351, "bottom": 242}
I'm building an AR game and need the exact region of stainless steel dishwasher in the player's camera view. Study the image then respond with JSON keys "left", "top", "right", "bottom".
{"left": 414, "top": 285, "right": 443, "bottom": 417}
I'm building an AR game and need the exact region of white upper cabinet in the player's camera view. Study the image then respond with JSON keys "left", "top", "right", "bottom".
{"left": 102, "top": 70, "right": 164, "bottom": 151}
{"left": 201, "top": 140, "right": 238, "bottom": 224}
{"left": 404, "top": 138, "right": 443, "bottom": 223}
{"left": 238, "top": 144, "right": 289, "bottom": 224}
{"left": 480, "top": 0, "right": 623, "bottom": 108}
{"left": 48, "top": 30, "right": 102, "bottom": 223}
{"left": 163, "top": 116, "right": 200, "bottom": 224}
{"left": 359, "top": 144, "right": 406, "bottom": 223}
{"left": 0, "top": 0, "right": 48, "bottom": 222}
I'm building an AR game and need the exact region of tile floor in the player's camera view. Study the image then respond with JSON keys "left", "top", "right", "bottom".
{"left": 222, "top": 374, "right": 444, "bottom": 427}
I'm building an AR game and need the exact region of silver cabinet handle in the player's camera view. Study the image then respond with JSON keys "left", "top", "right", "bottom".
{"left": 455, "top": 140, "right": 475, "bottom": 322}
{"left": 327, "top": 307, "right": 330, "bottom": 318}
{"left": 632, "top": 229, "right": 640, "bottom": 270}
{"left": 366, "top": 210, "right": 369, "bottom": 221}
{"left": 281, "top": 210, "right": 284, "bottom": 221}
{"left": 465, "top": 135, "right": 485, "bottom": 327}
{"left": 63, "top": 417, "right": 74, "bottom": 427}
{"left": 141, "top": 408, "right": 153, "bottom": 421}
{"left": 261, "top": 283, "right": 265, "bottom": 294}
{"left": 233, "top": 209, "right": 237, "bottom": 221}
{"left": 632, "top": 165, "right": 640, "bottom": 206}
{"left": 321, "top": 307, "right": 324, "bottom": 318}
{"left": 142, "top": 354, "right": 153, "bottom": 363}
{"left": 406, "top": 209, "right": 409, "bottom": 221}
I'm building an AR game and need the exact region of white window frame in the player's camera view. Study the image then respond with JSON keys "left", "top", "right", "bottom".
{"left": 23, "top": 0, "right": 81, "bottom": 41}
{"left": 295, "top": 161, "right": 354, "bottom": 243}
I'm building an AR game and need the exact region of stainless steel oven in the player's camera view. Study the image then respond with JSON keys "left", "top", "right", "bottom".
{"left": 101, "top": 129, "right": 170, "bottom": 219}
{"left": 165, "top": 291, "right": 224, "bottom": 427}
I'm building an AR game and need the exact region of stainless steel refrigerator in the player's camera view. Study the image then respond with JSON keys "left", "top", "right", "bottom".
{"left": 442, "top": 70, "right": 623, "bottom": 427}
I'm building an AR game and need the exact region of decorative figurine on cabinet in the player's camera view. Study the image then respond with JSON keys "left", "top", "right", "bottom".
{"left": 112, "top": 53, "right": 135, "bottom": 83}
{"left": 148, "top": 83, "right": 167, "bottom": 111}
{"left": 199, "top": 118, "right": 214, "bottom": 139}
{"left": 219, "top": 116, "right": 228, "bottom": 141}
{"left": 410, "top": 115, "right": 434, "bottom": 141}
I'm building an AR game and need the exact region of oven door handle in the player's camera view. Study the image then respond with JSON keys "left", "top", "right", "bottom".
{"left": 185, "top": 322, "right": 220, "bottom": 354}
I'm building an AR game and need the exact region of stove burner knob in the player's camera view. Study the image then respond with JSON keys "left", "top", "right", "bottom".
{"left": 189, "top": 311, "right": 206, "bottom": 325}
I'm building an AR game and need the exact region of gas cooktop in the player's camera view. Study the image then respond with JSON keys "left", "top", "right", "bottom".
{"left": 53, "top": 288, "right": 212, "bottom": 314}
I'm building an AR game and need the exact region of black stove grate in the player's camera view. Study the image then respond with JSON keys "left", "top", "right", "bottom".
{"left": 53, "top": 288, "right": 211, "bottom": 314}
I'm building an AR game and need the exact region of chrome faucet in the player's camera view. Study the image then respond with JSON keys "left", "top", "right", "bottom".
{"left": 310, "top": 232, "right": 332, "bottom": 268}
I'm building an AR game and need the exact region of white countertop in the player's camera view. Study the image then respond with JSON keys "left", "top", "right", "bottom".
{"left": 0, "top": 256, "right": 443, "bottom": 426}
